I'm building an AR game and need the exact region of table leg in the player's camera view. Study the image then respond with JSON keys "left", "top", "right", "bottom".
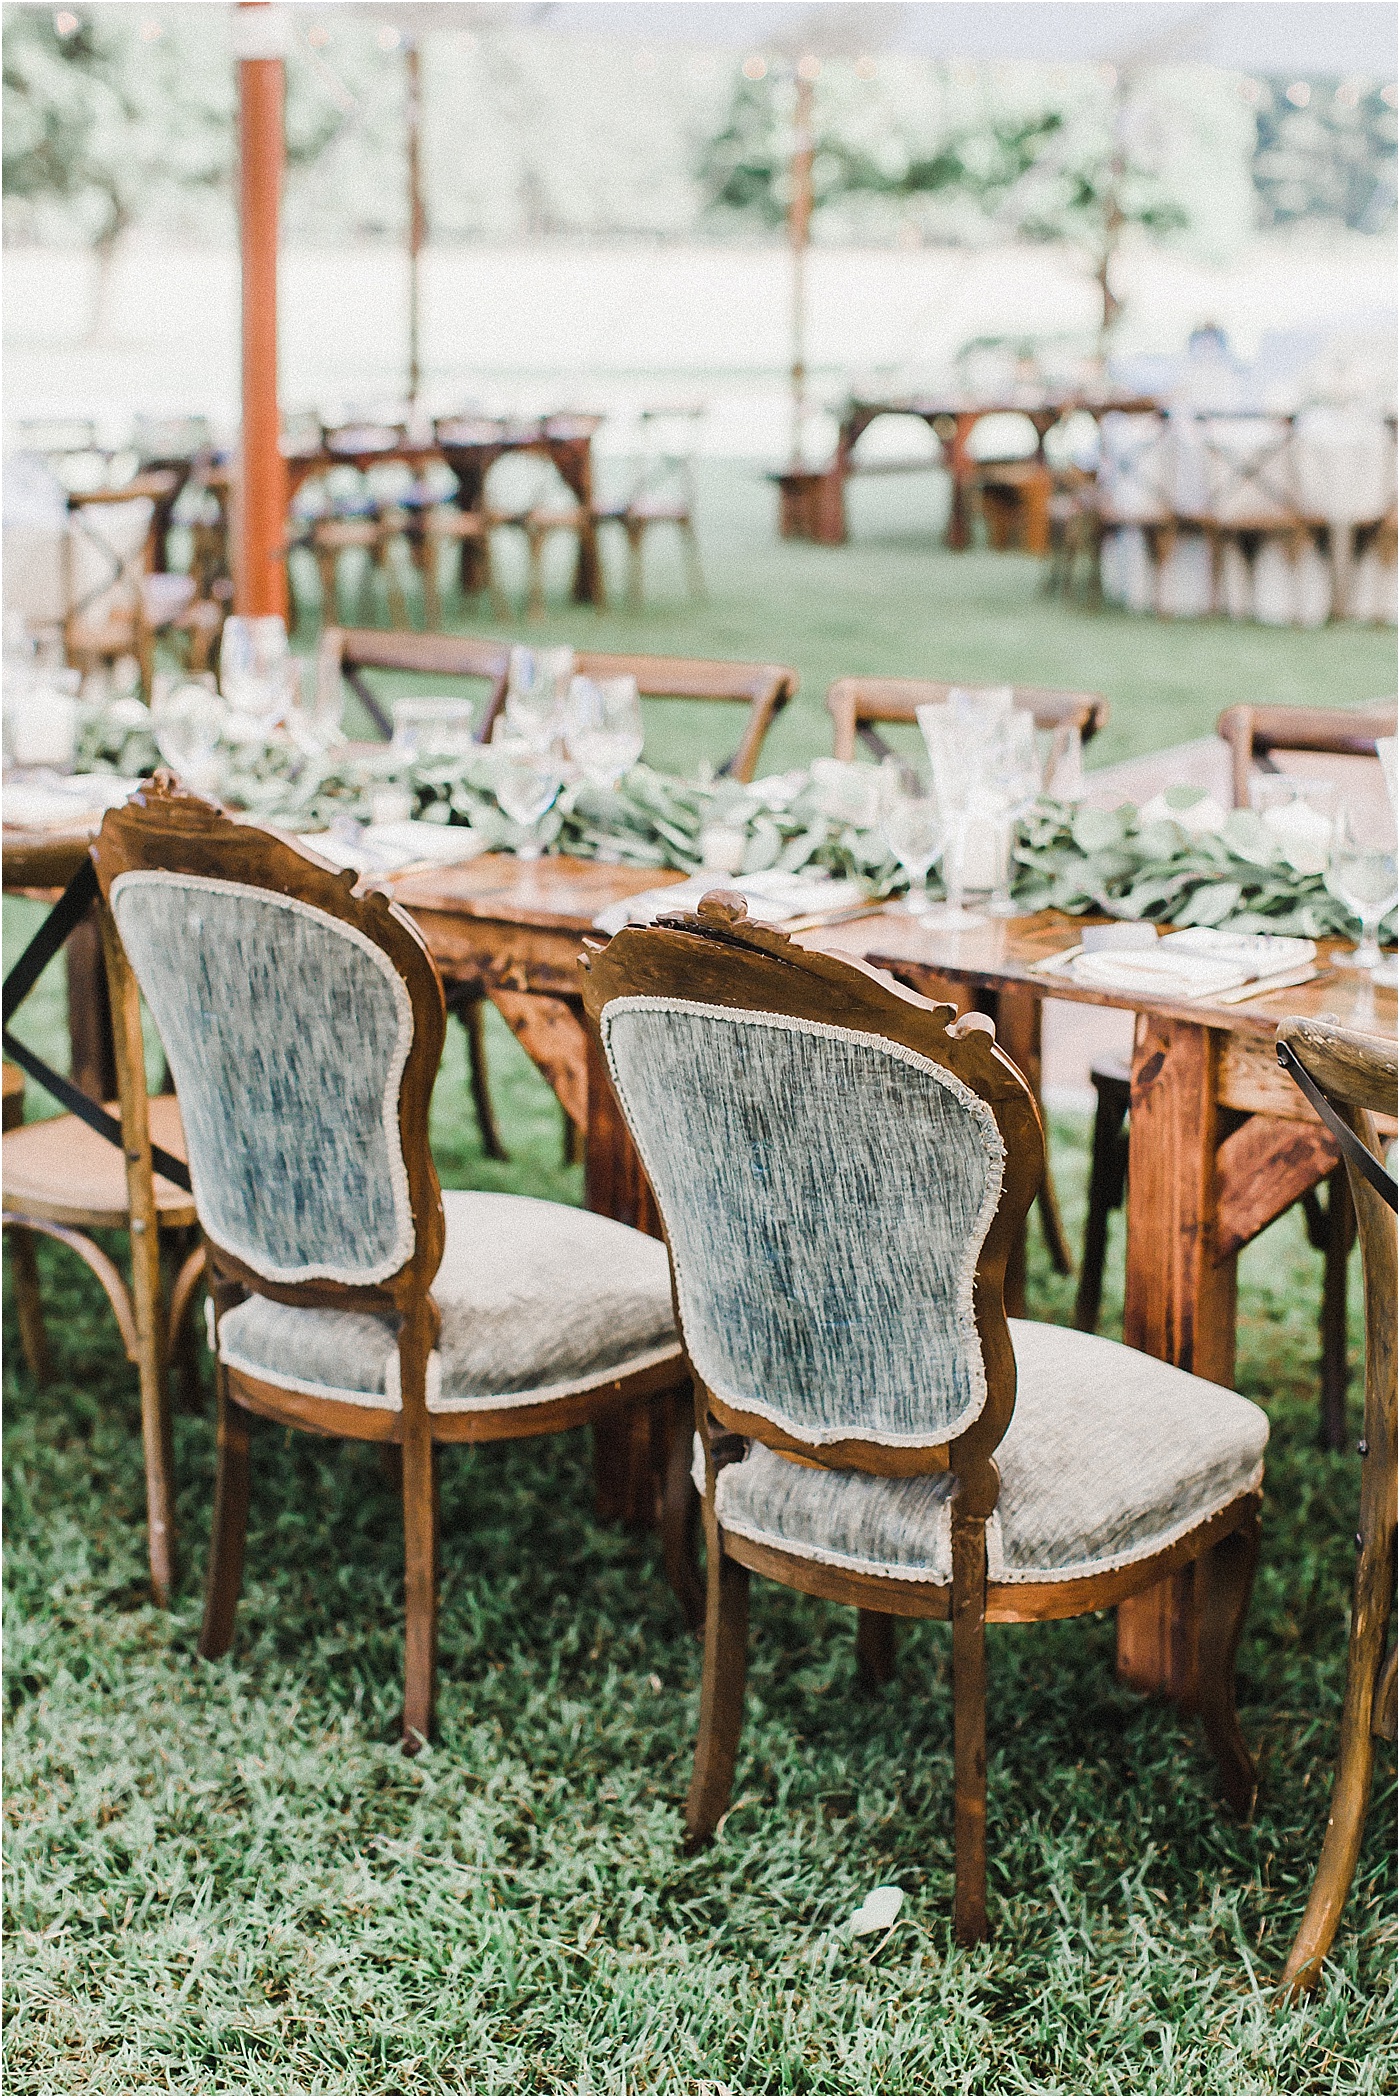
{"left": 584, "top": 1027, "right": 664, "bottom": 1527}
{"left": 1117, "top": 1015, "right": 1238, "bottom": 1703}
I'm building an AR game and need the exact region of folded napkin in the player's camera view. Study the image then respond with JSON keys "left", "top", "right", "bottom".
{"left": 304, "top": 820, "right": 488, "bottom": 877}
{"left": 5, "top": 775, "right": 144, "bottom": 832}
{"left": 592, "top": 869, "right": 867, "bottom": 938}
{"left": 1071, "top": 948, "right": 1251, "bottom": 999}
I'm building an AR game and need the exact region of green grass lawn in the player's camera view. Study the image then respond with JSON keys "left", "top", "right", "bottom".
{"left": 5, "top": 483, "right": 1396, "bottom": 2091}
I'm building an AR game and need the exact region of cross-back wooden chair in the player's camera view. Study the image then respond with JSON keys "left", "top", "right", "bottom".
{"left": 314, "top": 625, "right": 513, "bottom": 744}
{"left": 824, "top": 674, "right": 1107, "bottom": 1288}
{"left": 91, "top": 775, "right": 692, "bottom": 1748}
{"left": 564, "top": 651, "right": 798, "bottom": 786}
{"left": 1078, "top": 700, "right": 1398, "bottom": 1449}
{"left": 1275, "top": 1018, "right": 1396, "bottom": 1996}
{"left": 593, "top": 404, "right": 706, "bottom": 609}
{"left": 2, "top": 905, "right": 199, "bottom": 1608}
{"left": 582, "top": 893, "right": 1269, "bottom": 1943}
{"left": 825, "top": 674, "right": 1108, "bottom": 774}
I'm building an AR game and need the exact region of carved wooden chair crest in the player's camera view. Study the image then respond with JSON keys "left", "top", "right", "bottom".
{"left": 583, "top": 894, "right": 1271, "bottom": 1943}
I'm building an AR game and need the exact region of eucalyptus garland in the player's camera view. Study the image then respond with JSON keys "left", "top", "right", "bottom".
{"left": 75, "top": 697, "right": 1391, "bottom": 941}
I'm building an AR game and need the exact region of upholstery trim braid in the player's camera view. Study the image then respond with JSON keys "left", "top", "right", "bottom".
{"left": 110, "top": 870, "right": 416, "bottom": 1286}
{"left": 219, "top": 1335, "right": 683, "bottom": 1414}
{"left": 600, "top": 996, "right": 1006, "bottom": 1447}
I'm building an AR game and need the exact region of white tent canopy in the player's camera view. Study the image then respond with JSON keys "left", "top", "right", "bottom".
{"left": 527, "top": 3, "right": 1397, "bottom": 75}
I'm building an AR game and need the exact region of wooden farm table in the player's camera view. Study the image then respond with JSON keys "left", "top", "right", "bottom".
{"left": 776, "top": 394, "right": 1159, "bottom": 552}
{"left": 389, "top": 859, "right": 1397, "bottom": 1693}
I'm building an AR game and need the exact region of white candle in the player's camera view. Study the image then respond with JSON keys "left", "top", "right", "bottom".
{"left": 699, "top": 823, "right": 747, "bottom": 874}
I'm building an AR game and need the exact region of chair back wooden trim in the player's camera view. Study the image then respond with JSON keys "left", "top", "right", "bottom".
{"left": 826, "top": 676, "right": 1108, "bottom": 765}
{"left": 1275, "top": 1015, "right": 1398, "bottom": 1989}
{"left": 581, "top": 892, "right": 1043, "bottom": 1500}
{"left": 316, "top": 626, "right": 512, "bottom": 741}
{"left": 570, "top": 651, "right": 797, "bottom": 782}
{"left": 90, "top": 773, "right": 447, "bottom": 1321}
{"left": 1216, "top": 702, "right": 1398, "bottom": 809}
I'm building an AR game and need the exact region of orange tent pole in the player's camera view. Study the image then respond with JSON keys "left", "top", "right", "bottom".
{"left": 235, "top": 4, "right": 287, "bottom": 619}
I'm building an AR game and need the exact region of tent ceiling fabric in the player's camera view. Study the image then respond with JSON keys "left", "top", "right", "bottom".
{"left": 450, "top": 2, "right": 1398, "bottom": 73}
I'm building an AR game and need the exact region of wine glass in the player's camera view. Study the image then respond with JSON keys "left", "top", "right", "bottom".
{"left": 492, "top": 741, "right": 562, "bottom": 860}
{"left": 1326, "top": 816, "right": 1398, "bottom": 974}
{"left": 916, "top": 706, "right": 988, "bottom": 925}
{"left": 879, "top": 761, "right": 944, "bottom": 917}
{"left": 1250, "top": 776, "right": 1339, "bottom": 876}
{"left": 985, "top": 709, "right": 1040, "bottom": 917}
{"left": 563, "top": 675, "right": 644, "bottom": 788}
{"left": 504, "top": 645, "right": 574, "bottom": 752}
{"left": 219, "top": 614, "right": 291, "bottom": 743}
{"left": 152, "top": 680, "right": 226, "bottom": 797}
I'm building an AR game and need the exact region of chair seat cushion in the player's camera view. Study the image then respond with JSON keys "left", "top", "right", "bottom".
{"left": 3, "top": 1096, "right": 194, "bottom": 1227}
{"left": 707, "top": 1320, "right": 1268, "bottom": 1586}
{"left": 217, "top": 1189, "right": 680, "bottom": 1414}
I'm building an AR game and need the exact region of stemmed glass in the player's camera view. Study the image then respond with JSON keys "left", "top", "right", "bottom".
{"left": 563, "top": 675, "right": 644, "bottom": 789}
{"left": 391, "top": 696, "right": 477, "bottom": 762}
{"left": 504, "top": 645, "right": 574, "bottom": 752}
{"left": 152, "top": 680, "right": 226, "bottom": 797}
{"left": 220, "top": 615, "right": 292, "bottom": 744}
{"left": 492, "top": 745, "right": 562, "bottom": 860}
{"left": 1326, "top": 815, "right": 1398, "bottom": 974}
{"left": 916, "top": 703, "right": 988, "bottom": 926}
{"left": 879, "top": 761, "right": 944, "bottom": 917}
{"left": 985, "top": 708, "right": 1041, "bottom": 917}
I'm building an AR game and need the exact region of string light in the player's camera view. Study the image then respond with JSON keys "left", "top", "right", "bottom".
{"left": 53, "top": 9, "right": 78, "bottom": 33}
{"left": 854, "top": 54, "right": 876, "bottom": 80}
{"left": 376, "top": 23, "right": 401, "bottom": 51}
{"left": 1284, "top": 80, "right": 1311, "bottom": 107}
{"left": 796, "top": 52, "right": 821, "bottom": 82}
{"left": 742, "top": 53, "right": 767, "bottom": 81}
{"left": 308, "top": 22, "right": 330, "bottom": 48}
{"left": 1381, "top": 82, "right": 1398, "bottom": 107}
{"left": 1334, "top": 77, "right": 1364, "bottom": 108}
{"left": 138, "top": 16, "right": 162, "bottom": 40}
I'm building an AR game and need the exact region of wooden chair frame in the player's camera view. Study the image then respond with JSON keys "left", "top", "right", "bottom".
{"left": 581, "top": 893, "right": 1262, "bottom": 1944}
{"left": 2, "top": 910, "right": 201, "bottom": 1609}
{"left": 91, "top": 775, "right": 692, "bottom": 1747}
{"left": 1214, "top": 702, "right": 1398, "bottom": 814}
{"left": 1276, "top": 1018, "right": 1397, "bottom": 1997}
{"left": 825, "top": 675, "right": 1108, "bottom": 772}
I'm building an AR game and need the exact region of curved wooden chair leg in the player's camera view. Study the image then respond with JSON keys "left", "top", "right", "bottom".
{"left": 4, "top": 1214, "right": 139, "bottom": 1360}
{"left": 1075, "top": 1077, "right": 1130, "bottom": 1332}
{"left": 856, "top": 1608, "right": 898, "bottom": 1690}
{"left": 458, "top": 994, "right": 509, "bottom": 1162}
{"left": 1318, "top": 1168, "right": 1354, "bottom": 1453}
{"left": 6, "top": 1225, "right": 53, "bottom": 1387}
{"left": 684, "top": 1520, "right": 749, "bottom": 1851}
{"left": 199, "top": 1387, "right": 252, "bottom": 1659}
{"left": 951, "top": 1513, "right": 990, "bottom": 1945}
{"left": 166, "top": 1240, "right": 207, "bottom": 1410}
{"left": 1194, "top": 1499, "right": 1261, "bottom": 1819}
{"left": 1279, "top": 1518, "right": 1395, "bottom": 1994}
{"left": 658, "top": 1387, "right": 703, "bottom": 1633}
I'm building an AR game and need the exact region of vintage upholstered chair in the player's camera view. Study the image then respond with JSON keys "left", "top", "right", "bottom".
{"left": 1276, "top": 1017, "right": 1396, "bottom": 1997}
{"left": 582, "top": 894, "right": 1269, "bottom": 1943}
{"left": 90, "top": 775, "right": 690, "bottom": 1748}
{"left": 1078, "top": 701, "right": 1398, "bottom": 1450}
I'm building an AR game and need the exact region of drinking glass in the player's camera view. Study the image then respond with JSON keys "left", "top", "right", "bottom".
{"left": 916, "top": 706, "right": 989, "bottom": 925}
{"left": 1326, "top": 817, "right": 1398, "bottom": 973}
{"left": 492, "top": 742, "right": 562, "bottom": 859}
{"left": 985, "top": 709, "right": 1040, "bottom": 916}
{"left": 391, "top": 696, "right": 477, "bottom": 762}
{"left": 219, "top": 614, "right": 290, "bottom": 742}
{"left": 153, "top": 680, "right": 226, "bottom": 797}
{"left": 879, "top": 761, "right": 944, "bottom": 917}
{"left": 504, "top": 645, "right": 574, "bottom": 752}
{"left": 563, "top": 674, "right": 644, "bottom": 788}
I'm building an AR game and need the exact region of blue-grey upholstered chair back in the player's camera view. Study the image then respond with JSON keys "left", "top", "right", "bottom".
{"left": 110, "top": 869, "right": 417, "bottom": 1286}
{"left": 599, "top": 996, "right": 1007, "bottom": 1448}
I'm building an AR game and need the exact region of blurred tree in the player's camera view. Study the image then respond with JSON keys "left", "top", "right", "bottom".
{"left": 1252, "top": 76, "right": 1397, "bottom": 233}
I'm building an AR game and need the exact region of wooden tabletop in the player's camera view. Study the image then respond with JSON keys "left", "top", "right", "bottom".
{"left": 388, "top": 853, "right": 682, "bottom": 931}
{"left": 2, "top": 826, "right": 99, "bottom": 892}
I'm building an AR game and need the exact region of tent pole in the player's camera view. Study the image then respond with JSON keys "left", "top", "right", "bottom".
{"left": 788, "top": 68, "right": 815, "bottom": 471}
{"left": 236, "top": 3, "right": 287, "bottom": 619}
